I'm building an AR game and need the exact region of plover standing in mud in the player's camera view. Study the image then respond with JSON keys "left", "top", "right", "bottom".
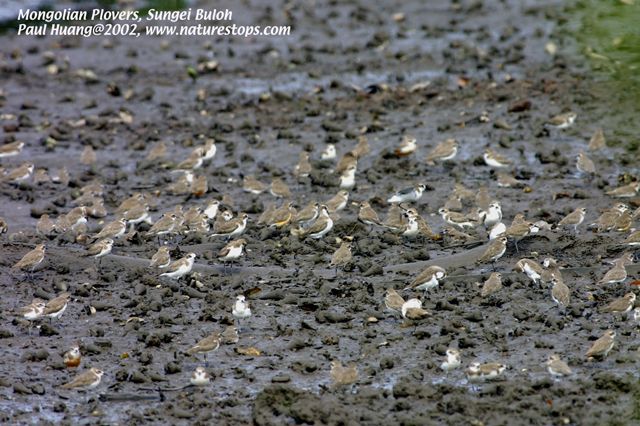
{"left": 605, "top": 182, "right": 640, "bottom": 198}
{"left": 94, "top": 217, "right": 127, "bottom": 240}
{"left": 576, "top": 152, "right": 596, "bottom": 176}
{"left": 0, "top": 141, "right": 24, "bottom": 158}
{"left": 388, "top": 183, "right": 426, "bottom": 204}
{"left": 439, "top": 208, "right": 475, "bottom": 230}
{"left": 394, "top": 135, "right": 417, "bottom": 156}
{"left": 267, "top": 201, "right": 293, "bottom": 229}
{"left": 384, "top": 289, "right": 405, "bottom": 318}
{"left": 404, "top": 265, "right": 447, "bottom": 294}
{"left": 61, "top": 367, "right": 104, "bottom": 391}
{"left": 218, "top": 238, "right": 247, "bottom": 273}
{"left": 597, "top": 259, "right": 628, "bottom": 285}
{"left": 353, "top": 135, "right": 370, "bottom": 159}
{"left": 585, "top": 330, "right": 616, "bottom": 360}
{"left": 190, "top": 367, "right": 211, "bottom": 386}
{"left": 488, "top": 222, "right": 506, "bottom": 241}
{"left": 55, "top": 214, "right": 72, "bottom": 234}
{"left": 544, "top": 111, "right": 576, "bottom": 130}
{"left": 339, "top": 165, "right": 357, "bottom": 190}
{"left": 242, "top": 175, "right": 268, "bottom": 194}
{"left": 441, "top": 349, "right": 462, "bottom": 372}
{"left": 11, "top": 244, "right": 46, "bottom": 280}
{"left": 475, "top": 188, "right": 491, "bottom": 211}
{"left": 43, "top": 293, "right": 71, "bottom": 325}
{"left": 114, "top": 193, "right": 144, "bottom": 215}
{"left": 145, "top": 141, "right": 166, "bottom": 162}
{"left": 220, "top": 326, "right": 240, "bottom": 344}
{"left": 160, "top": 253, "right": 196, "bottom": 281}
{"left": 201, "top": 139, "right": 217, "bottom": 162}
{"left": 465, "top": 362, "right": 507, "bottom": 383}
{"left": 401, "top": 298, "right": 432, "bottom": 332}
{"left": 203, "top": 200, "right": 220, "bottom": 220}
{"left": 599, "top": 292, "right": 636, "bottom": 314}
{"left": 294, "top": 151, "right": 312, "bottom": 178}
{"left": 330, "top": 363, "right": 358, "bottom": 388}
{"left": 270, "top": 177, "right": 292, "bottom": 198}
{"left": 557, "top": 207, "right": 587, "bottom": 234}
{"left": 0, "top": 162, "right": 34, "bottom": 184}
{"left": 504, "top": 221, "right": 534, "bottom": 253}
{"left": 83, "top": 238, "right": 113, "bottom": 272}
{"left": 302, "top": 205, "right": 333, "bottom": 240}
{"left": 174, "top": 149, "right": 204, "bottom": 171}
{"left": 81, "top": 145, "right": 96, "bottom": 166}
{"left": 550, "top": 278, "right": 570, "bottom": 314}
{"left": 424, "top": 138, "right": 457, "bottom": 166}
{"left": 336, "top": 151, "right": 358, "bottom": 173}
{"left": 545, "top": 355, "right": 574, "bottom": 379}
{"left": 36, "top": 214, "right": 55, "bottom": 236}
{"left": 320, "top": 144, "right": 336, "bottom": 161}
{"left": 148, "top": 246, "right": 171, "bottom": 270}
{"left": 293, "top": 201, "right": 320, "bottom": 227}
{"left": 483, "top": 202, "right": 503, "bottom": 229}
{"left": 514, "top": 259, "right": 543, "bottom": 286}
{"left": 232, "top": 295, "right": 252, "bottom": 327}
{"left": 211, "top": 213, "right": 249, "bottom": 239}
{"left": 329, "top": 242, "right": 352, "bottom": 276}
{"left": 64, "top": 345, "right": 82, "bottom": 372}
{"left": 481, "top": 272, "right": 503, "bottom": 297}
{"left": 476, "top": 236, "right": 508, "bottom": 269}
{"left": 483, "top": 148, "right": 514, "bottom": 168}
{"left": 17, "top": 299, "right": 45, "bottom": 335}
{"left": 325, "top": 190, "right": 349, "bottom": 212}
{"left": 186, "top": 332, "right": 221, "bottom": 366}
{"left": 541, "top": 258, "right": 563, "bottom": 286}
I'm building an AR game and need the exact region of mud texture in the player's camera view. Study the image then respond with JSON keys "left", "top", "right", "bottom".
{"left": 1, "top": 0, "right": 640, "bottom": 425}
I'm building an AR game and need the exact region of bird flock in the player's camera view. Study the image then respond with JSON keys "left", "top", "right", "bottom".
{"left": 4, "top": 109, "right": 640, "bottom": 392}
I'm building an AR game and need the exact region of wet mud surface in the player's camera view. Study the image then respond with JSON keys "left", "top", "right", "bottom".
{"left": 2, "top": 0, "right": 640, "bottom": 424}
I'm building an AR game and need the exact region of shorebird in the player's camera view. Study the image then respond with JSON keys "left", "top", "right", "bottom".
{"left": 329, "top": 242, "right": 352, "bottom": 276}
{"left": 545, "top": 354, "right": 574, "bottom": 379}
{"left": 17, "top": 299, "right": 45, "bottom": 335}
{"left": 217, "top": 238, "right": 247, "bottom": 274}
{"left": 190, "top": 367, "right": 211, "bottom": 386}
{"left": 160, "top": 253, "right": 196, "bottom": 282}
{"left": 483, "top": 148, "right": 514, "bottom": 168}
{"left": 330, "top": 363, "right": 358, "bottom": 388}
{"left": 394, "top": 135, "right": 417, "bottom": 156}
{"left": 425, "top": 139, "right": 457, "bottom": 166}
{"left": 384, "top": 289, "right": 405, "bottom": 319}
{"left": 476, "top": 236, "right": 508, "bottom": 270}
{"left": 514, "top": 259, "right": 543, "bottom": 286}
{"left": 585, "top": 330, "right": 615, "bottom": 360}
{"left": 301, "top": 205, "right": 333, "bottom": 240}
{"left": 441, "top": 349, "right": 462, "bottom": 372}
{"left": 404, "top": 265, "right": 447, "bottom": 294}
{"left": 294, "top": 151, "right": 312, "bottom": 178}
{"left": 11, "top": 244, "right": 46, "bottom": 281}
{"left": 401, "top": 298, "right": 432, "bottom": 332}
{"left": 388, "top": 183, "right": 426, "bottom": 204}
{"left": 186, "top": 332, "right": 221, "bottom": 366}
{"left": 43, "top": 293, "right": 71, "bottom": 325}
{"left": 211, "top": 213, "right": 249, "bottom": 240}
{"left": 481, "top": 272, "right": 503, "bottom": 297}
{"left": 64, "top": 345, "right": 82, "bottom": 373}
{"left": 60, "top": 367, "right": 104, "bottom": 391}
{"left": 83, "top": 238, "right": 113, "bottom": 272}
{"left": 232, "top": 295, "right": 251, "bottom": 327}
